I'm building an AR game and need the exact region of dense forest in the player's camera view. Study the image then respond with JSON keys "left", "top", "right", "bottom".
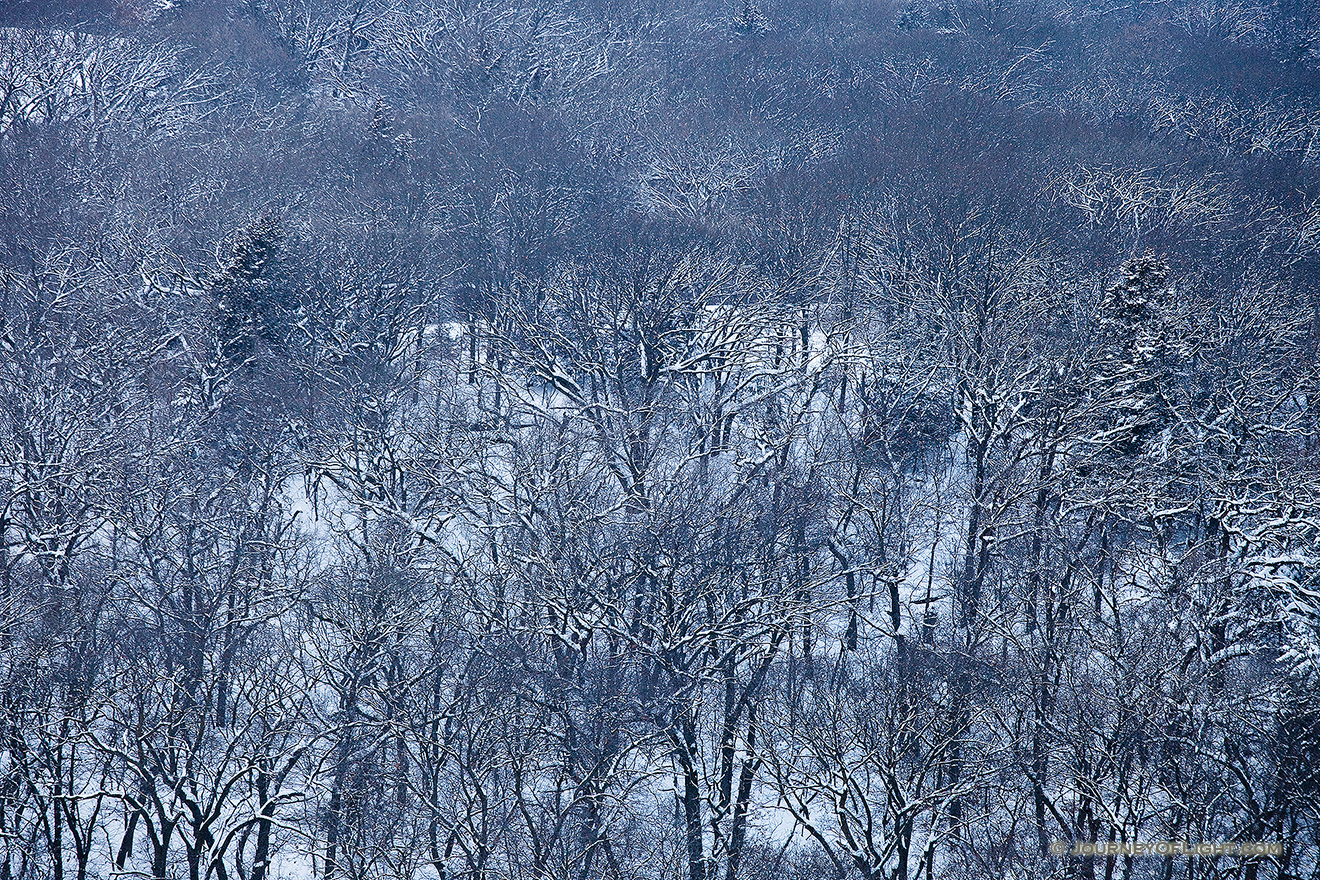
{"left": 2, "top": 0, "right": 1319, "bottom": 879}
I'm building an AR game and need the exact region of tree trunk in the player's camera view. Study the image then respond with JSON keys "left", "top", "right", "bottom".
{"left": 676, "top": 715, "right": 706, "bottom": 880}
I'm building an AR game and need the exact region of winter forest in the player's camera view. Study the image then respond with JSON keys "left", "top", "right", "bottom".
{"left": 2, "top": 0, "right": 1320, "bottom": 878}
